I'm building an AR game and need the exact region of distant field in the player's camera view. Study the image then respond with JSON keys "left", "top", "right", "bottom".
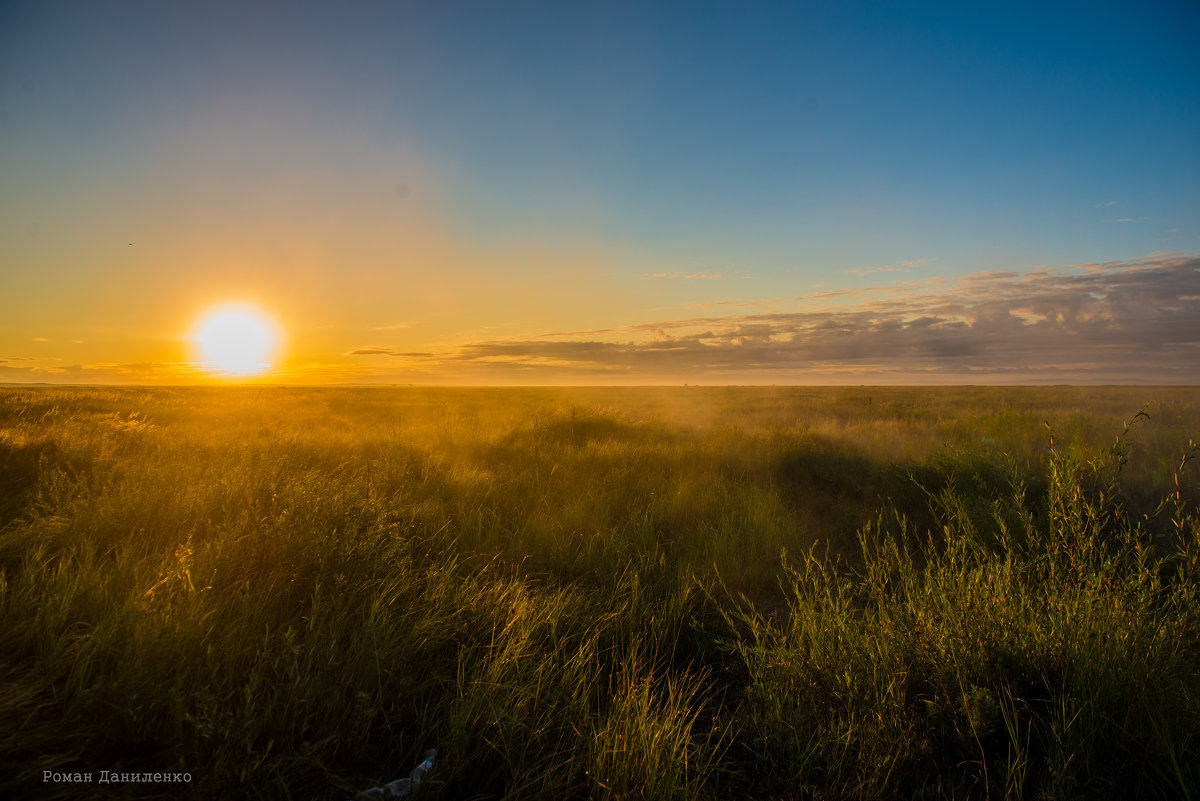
{"left": 2, "top": 386, "right": 1198, "bottom": 799}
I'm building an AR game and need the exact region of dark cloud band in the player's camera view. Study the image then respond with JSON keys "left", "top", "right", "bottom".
{"left": 351, "top": 254, "right": 1200, "bottom": 383}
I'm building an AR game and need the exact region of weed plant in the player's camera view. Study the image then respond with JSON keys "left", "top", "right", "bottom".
{"left": 0, "top": 386, "right": 1197, "bottom": 799}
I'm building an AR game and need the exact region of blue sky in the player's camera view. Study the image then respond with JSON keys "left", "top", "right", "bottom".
{"left": 2, "top": 0, "right": 1198, "bottom": 383}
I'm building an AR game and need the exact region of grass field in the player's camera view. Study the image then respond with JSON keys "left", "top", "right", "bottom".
{"left": 2, "top": 385, "right": 1199, "bottom": 800}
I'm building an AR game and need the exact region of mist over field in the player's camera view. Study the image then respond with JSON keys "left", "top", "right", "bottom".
{"left": 3, "top": 385, "right": 1199, "bottom": 799}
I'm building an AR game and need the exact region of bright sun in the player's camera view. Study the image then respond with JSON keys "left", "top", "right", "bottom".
{"left": 192, "top": 304, "right": 280, "bottom": 377}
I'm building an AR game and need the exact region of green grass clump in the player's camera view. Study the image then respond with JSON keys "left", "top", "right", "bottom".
{"left": 1, "top": 386, "right": 1198, "bottom": 799}
{"left": 722, "top": 428, "right": 1200, "bottom": 798}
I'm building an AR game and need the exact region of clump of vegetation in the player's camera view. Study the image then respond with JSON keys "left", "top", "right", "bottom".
{"left": 1, "top": 386, "right": 1197, "bottom": 799}
{"left": 722, "top": 415, "right": 1200, "bottom": 799}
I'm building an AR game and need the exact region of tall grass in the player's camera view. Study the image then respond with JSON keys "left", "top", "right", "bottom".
{"left": 722, "top": 420, "right": 1200, "bottom": 798}
{"left": 1, "top": 386, "right": 1197, "bottom": 799}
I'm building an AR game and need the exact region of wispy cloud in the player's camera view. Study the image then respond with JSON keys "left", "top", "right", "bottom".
{"left": 18, "top": 256, "right": 1193, "bottom": 386}
{"left": 1096, "top": 200, "right": 1118, "bottom": 207}
{"left": 346, "top": 346, "right": 433, "bottom": 357}
{"left": 349, "top": 254, "right": 1200, "bottom": 383}
{"left": 0, "top": 358, "right": 389, "bottom": 385}
{"left": 846, "top": 258, "right": 936, "bottom": 277}
{"left": 0, "top": 360, "right": 195, "bottom": 383}
{"left": 1115, "top": 217, "right": 1149, "bottom": 223}
{"left": 643, "top": 271, "right": 751, "bottom": 280}
{"left": 845, "top": 265, "right": 908, "bottom": 277}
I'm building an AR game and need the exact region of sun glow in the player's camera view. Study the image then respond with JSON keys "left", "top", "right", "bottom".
{"left": 192, "top": 304, "right": 280, "bottom": 377}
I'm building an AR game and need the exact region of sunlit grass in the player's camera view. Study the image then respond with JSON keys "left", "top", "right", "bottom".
{"left": 1, "top": 386, "right": 1198, "bottom": 799}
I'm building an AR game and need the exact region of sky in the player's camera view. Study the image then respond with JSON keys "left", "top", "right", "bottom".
{"left": 2, "top": 0, "right": 1198, "bottom": 385}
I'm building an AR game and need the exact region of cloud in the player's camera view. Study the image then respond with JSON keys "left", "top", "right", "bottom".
{"left": 847, "top": 258, "right": 936, "bottom": 277}
{"left": 644, "top": 271, "right": 751, "bottom": 280}
{"left": 9, "top": 255, "right": 1195, "bottom": 386}
{"left": 1096, "top": 200, "right": 1118, "bottom": 207}
{"left": 0, "top": 361, "right": 198, "bottom": 383}
{"left": 369, "top": 322, "right": 411, "bottom": 331}
{"left": 1115, "top": 217, "right": 1149, "bottom": 223}
{"left": 846, "top": 265, "right": 908, "bottom": 277}
{"left": 347, "top": 346, "right": 433, "bottom": 357}
{"left": 388, "top": 254, "right": 1200, "bottom": 383}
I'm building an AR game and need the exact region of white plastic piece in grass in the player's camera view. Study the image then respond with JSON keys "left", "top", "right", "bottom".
{"left": 352, "top": 749, "right": 436, "bottom": 800}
